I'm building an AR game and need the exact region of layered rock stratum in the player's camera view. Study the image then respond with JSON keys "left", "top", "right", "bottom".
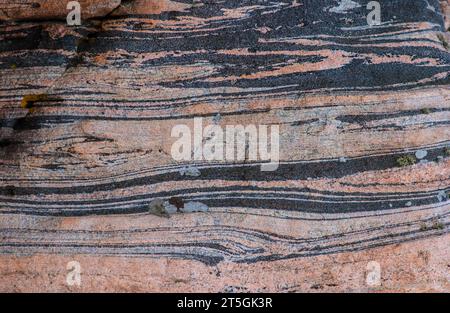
{"left": 0, "top": 0, "right": 449, "bottom": 292}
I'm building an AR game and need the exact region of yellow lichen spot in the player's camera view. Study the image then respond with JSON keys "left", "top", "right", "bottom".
{"left": 10, "top": 64, "right": 16, "bottom": 69}
{"left": 21, "top": 94, "right": 48, "bottom": 111}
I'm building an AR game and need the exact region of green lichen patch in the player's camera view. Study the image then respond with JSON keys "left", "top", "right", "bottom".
{"left": 420, "top": 219, "right": 445, "bottom": 231}
{"left": 419, "top": 223, "right": 428, "bottom": 231}
{"left": 396, "top": 155, "right": 416, "bottom": 167}
{"left": 445, "top": 147, "right": 450, "bottom": 156}
{"left": 432, "top": 221, "right": 445, "bottom": 230}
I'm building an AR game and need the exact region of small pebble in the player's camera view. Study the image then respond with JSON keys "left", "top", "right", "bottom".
{"left": 181, "top": 201, "right": 209, "bottom": 213}
{"left": 339, "top": 157, "right": 347, "bottom": 163}
{"left": 163, "top": 201, "right": 177, "bottom": 214}
{"left": 180, "top": 166, "right": 201, "bottom": 177}
{"left": 405, "top": 201, "right": 412, "bottom": 207}
{"left": 148, "top": 199, "right": 170, "bottom": 218}
{"left": 415, "top": 150, "right": 428, "bottom": 160}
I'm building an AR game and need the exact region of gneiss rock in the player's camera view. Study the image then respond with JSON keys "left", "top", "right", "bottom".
{"left": 1, "top": 0, "right": 449, "bottom": 293}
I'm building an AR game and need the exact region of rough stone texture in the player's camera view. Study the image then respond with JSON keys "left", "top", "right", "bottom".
{"left": 1, "top": 235, "right": 449, "bottom": 292}
{"left": 0, "top": 0, "right": 121, "bottom": 21}
{"left": 0, "top": 0, "right": 449, "bottom": 292}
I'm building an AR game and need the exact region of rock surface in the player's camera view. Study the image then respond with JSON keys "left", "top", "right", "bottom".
{"left": 0, "top": 0, "right": 449, "bottom": 292}
{"left": 0, "top": 0, "right": 121, "bottom": 21}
